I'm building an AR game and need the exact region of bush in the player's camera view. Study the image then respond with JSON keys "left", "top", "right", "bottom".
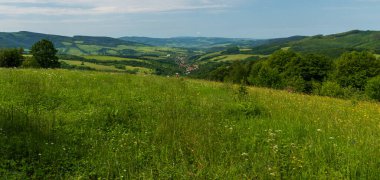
{"left": 21, "top": 56, "right": 41, "bottom": 68}
{"left": 365, "top": 76, "right": 380, "bottom": 101}
{"left": 284, "top": 76, "right": 306, "bottom": 92}
{"left": 0, "top": 48, "right": 24, "bottom": 67}
{"left": 318, "top": 81, "right": 346, "bottom": 98}
{"left": 248, "top": 62, "right": 283, "bottom": 89}
{"left": 318, "top": 81, "right": 364, "bottom": 99}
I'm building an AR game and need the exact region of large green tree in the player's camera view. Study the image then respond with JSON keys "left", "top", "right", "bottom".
{"left": 269, "top": 50, "right": 298, "bottom": 73}
{"left": 284, "top": 53, "right": 332, "bottom": 82}
{"left": 31, "top": 39, "right": 60, "bottom": 68}
{"left": 335, "top": 51, "right": 380, "bottom": 89}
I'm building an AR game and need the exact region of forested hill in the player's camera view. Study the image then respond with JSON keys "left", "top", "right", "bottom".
{"left": 1, "top": 30, "right": 379, "bottom": 57}
{"left": 119, "top": 36, "right": 267, "bottom": 48}
{"left": 250, "top": 30, "right": 380, "bottom": 57}
{"left": 0, "top": 31, "right": 193, "bottom": 57}
{"left": 0, "top": 31, "right": 144, "bottom": 49}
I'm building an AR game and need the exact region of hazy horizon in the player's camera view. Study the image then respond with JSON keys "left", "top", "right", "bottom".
{"left": 1, "top": 29, "right": 378, "bottom": 40}
{"left": 1, "top": 0, "right": 380, "bottom": 39}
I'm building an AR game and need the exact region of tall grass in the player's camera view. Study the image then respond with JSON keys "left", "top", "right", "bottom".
{"left": 0, "top": 68, "right": 379, "bottom": 179}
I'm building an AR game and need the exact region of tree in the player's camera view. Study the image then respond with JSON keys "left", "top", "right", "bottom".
{"left": 248, "top": 61, "right": 283, "bottom": 89}
{"left": 31, "top": 39, "right": 60, "bottom": 68}
{"left": 269, "top": 50, "right": 298, "bottom": 73}
{"left": 283, "top": 53, "right": 333, "bottom": 92}
{"left": 208, "top": 65, "right": 230, "bottom": 82}
{"left": 21, "top": 56, "right": 41, "bottom": 68}
{"left": 335, "top": 51, "right": 380, "bottom": 89}
{"left": 0, "top": 48, "right": 24, "bottom": 67}
{"left": 365, "top": 76, "right": 380, "bottom": 101}
{"left": 292, "top": 54, "right": 332, "bottom": 82}
{"left": 225, "top": 61, "right": 249, "bottom": 83}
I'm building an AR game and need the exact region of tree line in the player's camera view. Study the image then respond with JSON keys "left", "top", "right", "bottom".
{"left": 0, "top": 39, "right": 60, "bottom": 69}
{"left": 206, "top": 50, "right": 380, "bottom": 101}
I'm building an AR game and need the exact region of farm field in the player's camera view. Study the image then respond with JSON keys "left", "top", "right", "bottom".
{"left": 61, "top": 60, "right": 153, "bottom": 74}
{"left": 210, "top": 54, "right": 257, "bottom": 62}
{"left": 61, "top": 60, "right": 124, "bottom": 72}
{"left": 195, "top": 52, "right": 266, "bottom": 65}
{"left": 0, "top": 69, "right": 379, "bottom": 179}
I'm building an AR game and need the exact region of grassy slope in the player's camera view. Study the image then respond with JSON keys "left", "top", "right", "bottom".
{"left": 0, "top": 69, "right": 379, "bottom": 179}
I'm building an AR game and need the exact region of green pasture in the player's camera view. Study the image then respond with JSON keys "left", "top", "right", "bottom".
{"left": 0, "top": 69, "right": 378, "bottom": 179}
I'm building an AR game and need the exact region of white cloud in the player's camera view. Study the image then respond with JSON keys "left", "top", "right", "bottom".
{"left": 0, "top": 0, "right": 239, "bottom": 15}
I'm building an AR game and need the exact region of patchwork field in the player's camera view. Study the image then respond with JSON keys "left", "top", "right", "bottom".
{"left": 61, "top": 60, "right": 153, "bottom": 74}
{"left": 0, "top": 69, "right": 378, "bottom": 179}
{"left": 209, "top": 54, "right": 260, "bottom": 62}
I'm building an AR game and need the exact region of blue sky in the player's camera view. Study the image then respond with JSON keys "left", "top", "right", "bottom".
{"left": 0, "top": 0, "right": 380, "bottom": 38}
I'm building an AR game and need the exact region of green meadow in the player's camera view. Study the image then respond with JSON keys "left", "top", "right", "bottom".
{"left": 210, "top": 54, "right": 257, "bottom": 62}
{"left": 0, "top": 69, "right": 379, "bottom": 179}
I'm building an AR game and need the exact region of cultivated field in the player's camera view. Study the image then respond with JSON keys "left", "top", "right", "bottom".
{"left": 0, "top": 69, "right": 379, "bottom": 179}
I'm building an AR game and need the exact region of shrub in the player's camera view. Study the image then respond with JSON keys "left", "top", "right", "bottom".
{"left": 248, "top": 62, "right": 283, "bottom": 89}
{"left": 284, "top": 76, "right": 306, "bottom": 92}
{"left": 318, "top": 81, "right": 364, "bottom": 99}
{"left": 365, "top": 76, "right": 380, "bottom": 101}
{"left": 21, "top": 56, "right": 41, "bottom": 68}
{"left": 0, "top": 48, "right": 24, "bottom": 67}
{"left": 318, "top": 81, "right": 346, "bottom": 98}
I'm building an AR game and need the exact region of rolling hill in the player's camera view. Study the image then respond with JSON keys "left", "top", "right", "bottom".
{"left": 250, "top": 30, "right": 380, "bottom": 57}
{"left": 0, "top": 31, "right": 186, "bottom": 57}
{"left": 119, "top": 36, "right": 266, "bottom": 49}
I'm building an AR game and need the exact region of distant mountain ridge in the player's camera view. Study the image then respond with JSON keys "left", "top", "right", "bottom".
{"left": 0, "top": 30, "right": 379, "bottom": 57}
{"left": 0, "top": 31, "right": 144, "bottom": 49}
{"left": 0, "top": 31, "right": 167, "bottom": 56}
{"left": 119, "top": 36, "right": 267, "bottom": 48}
{"left": 250, "top": 30, "right": 380, "bottom": 56}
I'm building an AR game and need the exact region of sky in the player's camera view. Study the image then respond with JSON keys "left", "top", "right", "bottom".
{"left": 0, "top": 0, "right": 380, "bottom": 38}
